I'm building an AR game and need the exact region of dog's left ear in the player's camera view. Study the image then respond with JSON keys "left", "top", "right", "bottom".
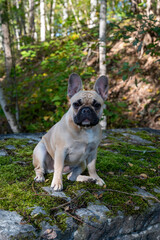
{"left": 68, "top": 73, "right": 82, "bottom": 98}
{"left": 94, "top": 75, "right": 109, "bottom": 100}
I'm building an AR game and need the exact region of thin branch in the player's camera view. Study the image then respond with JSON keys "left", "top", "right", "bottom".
{"left": 89, "top": 188, "right": 160, "bottom": 203}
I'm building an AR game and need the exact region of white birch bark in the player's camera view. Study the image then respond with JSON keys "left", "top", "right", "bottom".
{"left": 40, "top": 0, "right": 45, "bottom": 41}
{"left": 157, "top": 0, "right": 160, "bottom": 21}
{"left": 68, "top": 0, "right": 81, "bottom": 30}
{"left": 89, "top": 0, "right": 97, "bottom": 28}
{"left": 50, "top": 0, "right": 56, "bottom": 38}
{"left": 0, "top": 0, "right": 20, "bottom": 133}
{"left": 62, "top": 0, "right": 68, "bottom": 36}
{"left": 0, "top": 84, "right": 19, "bottom": 133}
{"left": 99, "top": 0, "right": 106, "bottom": 76}
{"left": 146, "top": 0, "right": 151, "bottom": 17}
{"left": 99, "top": 0, "right": 107, "bottom": 130}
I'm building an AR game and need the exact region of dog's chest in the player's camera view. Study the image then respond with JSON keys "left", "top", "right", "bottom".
{"left": 65, "top": 129, "right": 98, "bottom": 164}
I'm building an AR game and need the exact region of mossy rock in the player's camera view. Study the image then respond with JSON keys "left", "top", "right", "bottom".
{"left": 0, "top": 129, "right": 160, "bottom": 239}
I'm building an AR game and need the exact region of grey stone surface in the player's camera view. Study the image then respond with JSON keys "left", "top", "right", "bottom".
{"left": 0, "top": 149, "right": 8, "bottom": 156}
{"left": 31, "top": 206, "right": 47, "bottom": 216}
{"left": 0, "top": 129, "right": 160, "bottom": 240}
{"left": 42, "top": 186, "right": 71, "bottom": 202}
{"left": 5, "top": 145, "right": 16, "bottom": 150}
{"left": 0, "top": 210, "right": 37, "bottom": 240}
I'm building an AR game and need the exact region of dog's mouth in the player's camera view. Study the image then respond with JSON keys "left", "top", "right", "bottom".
{"left": 82, "top": 119, "right": 91, "bottom": 125}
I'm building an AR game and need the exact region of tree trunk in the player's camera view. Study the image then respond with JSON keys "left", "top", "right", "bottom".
{"left": 0, "top": 84, "right": 19, "bottom": 133}
{"left": 146, "top": 0, "right": 151, "bottom": 17}
{"left": 62, "top": 0, "right": 68, "bottom": 36}
{"left": 99, "top": 0, "right": 107, "bottom": 130}
{"left": 29, "top": 0, "right": 35, "bottom": 39}
{"left": 40, "top": 0, "right": 45, "bottom": 41}
{"left": 68, "top": 0, "right": 81, "bottom": 31}
{"left": 89, "top": 0, "right": 97, "bottom": 28}
{"left": 99, "top": 0, "right": 106, "bottom": 76}
{"left": 50, "top": 0, "right": 56, "bottom": 38}
{"left": 157, "top": 0, "right": 160, "bottom": 21}
{"left": 131, "top": 0, "right": 137, "bottom": 13}
{"left": 0, "top": 0, "right": 20, "bottom": 133}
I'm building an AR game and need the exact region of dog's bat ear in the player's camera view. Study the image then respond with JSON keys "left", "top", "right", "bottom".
{"left": 68, "top": 73, "right": 82, "bottom": 98}
{"left": 94, "top": 75, "right": 109, "bottom": 100}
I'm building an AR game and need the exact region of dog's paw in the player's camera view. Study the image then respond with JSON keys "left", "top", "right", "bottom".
{"left": 96, "top": 177, "right": 105, "bottom": 186}
{"left": 34, "top": 176, "right": 45, "bottom": 182}
{"left": 51, "top": 179, "right": 63, "bottom": 191}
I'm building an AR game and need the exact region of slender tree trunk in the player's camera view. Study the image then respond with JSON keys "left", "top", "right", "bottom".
{"left": 29, "top": 0, "right": 35, "bottom": 39}
{"left": 62, "top": 0, "right": 68, "bottom": 36}
{"left": 50, "top": 0, "right": 56, "bottom": 38}
{"left": 68, "top": 0, "right": 81, "bottom": 31}
{"left": 146, "top": 0, "right": 151, "bottom": 17}
{"left": 0, "top": 0, "right": 20, "bottom": 133}
{"left": 99, "top": 0, "right": 107, "bottom": 130}
{"left": 99, "top": 0, "right": 106, "bottom": 76}
{"left": 157, "top": 0, "right": 160, "bottom": 21}
{"left": 0, "top": 84, "right": 19, "bottom": 133}
{"left": 40, "top": 0, "right": 45, "bottom": 41}
{"left": 131, "top": 0, "right": 137, "bottom": 13}
{"left": 89, "top": 0, "right": 97, "bottom": 28}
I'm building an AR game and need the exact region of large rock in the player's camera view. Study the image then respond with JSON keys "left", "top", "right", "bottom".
{"left": 0, "top": 210, "right": 37, "bottom": 240}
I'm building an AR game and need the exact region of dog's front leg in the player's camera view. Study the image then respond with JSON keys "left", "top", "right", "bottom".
{"left": 51, "top": 149, "right": 65, "bottom": 191}
{"left": 87, "top": 150, "right": 105, "bottom": 186}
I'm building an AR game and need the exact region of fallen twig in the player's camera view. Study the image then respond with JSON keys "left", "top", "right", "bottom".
{"left": 89, "top": 188, "right": 160, "bottom": 203}
{"left": 50, "top": 191, "right": 86, "bottom": 212}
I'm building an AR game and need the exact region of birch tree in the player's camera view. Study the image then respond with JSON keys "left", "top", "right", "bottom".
{"left": 99, "top": 0, "right": 106, "bottom": 76}
{"left": 50, "top": 0, "right": 56, "bottom": 38}
{"left": 29, "top": 0, "right": 35, "bottom": 39}
{"left": 0, "top": 0, "right": 19, "bottom": 133}
{"left": 62, "top": 0, "right": 68, "bottom": 36}
{"left": 89, "top": 0, "right": 97, "bottom": 28}
{"left": 99, "top": 0, "right": 107, "bottom": 130}
{"left": 40, "top": 0, "right": 45, "bottom": 41}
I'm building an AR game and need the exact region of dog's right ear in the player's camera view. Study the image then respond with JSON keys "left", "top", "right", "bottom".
{"left": 68, "top": 73, "right": 82, "bottom": 98}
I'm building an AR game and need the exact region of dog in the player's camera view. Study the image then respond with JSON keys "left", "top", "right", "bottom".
{"left": 33, "top": 73, "right": 108, "bottom": 191}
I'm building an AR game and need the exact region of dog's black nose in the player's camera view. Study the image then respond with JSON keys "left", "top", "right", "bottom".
{"left": 81, "top": 107, "right": 91, "bottom": 114}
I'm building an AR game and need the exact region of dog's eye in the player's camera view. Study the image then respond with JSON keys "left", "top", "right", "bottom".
{"left": 73, "top": 100, "right": 82, "bottom": 109}
{"left": 92, "top": 100, "right": 101, "bottom": 110}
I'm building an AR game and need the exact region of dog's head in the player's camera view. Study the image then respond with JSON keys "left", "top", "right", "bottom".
{"left": 68, "top": 73, "right": 108, "bottom": 127}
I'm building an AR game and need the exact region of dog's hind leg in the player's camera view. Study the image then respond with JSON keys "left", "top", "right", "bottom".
{"left": 67, "top": 161, "right": 86, "bottom": 181}
{"left": 33, "top": 141, "right": 51, "bottom": 182}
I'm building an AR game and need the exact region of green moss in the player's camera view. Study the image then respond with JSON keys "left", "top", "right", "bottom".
{"left": 0, "top": 131, "right": 160, "bottom": 225}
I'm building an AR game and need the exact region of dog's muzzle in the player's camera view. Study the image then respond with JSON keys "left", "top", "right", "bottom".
{"left": 74, "top": 107, "right": 99, "bottom": 127}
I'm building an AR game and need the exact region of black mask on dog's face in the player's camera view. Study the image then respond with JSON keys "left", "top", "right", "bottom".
{"left": 72, "top": 99, "right": 101, "bottom": 127}
{"left": 68, "top": 73, "right": 109, "bottom": 127}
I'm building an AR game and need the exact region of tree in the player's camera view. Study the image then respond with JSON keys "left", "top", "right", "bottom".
{"left": 99, "top": 0, "right": 106, "bottom": 76}
{"left": 50, "top": 0, "right": 56, "bottom": 38}
{"left": 40, "top": 0, "right": 45, "bottom": 41}
{"left": 0, "top": 0, "right": 20, "bottom": 133}
{"left": 29, "top": 0, "right": 35, "bottom": 39}
{"left": 99, "top": 0, "right": 107, "bottom": 130}
{"left": 89, "top": 0, "right": 97, "bottom": 28}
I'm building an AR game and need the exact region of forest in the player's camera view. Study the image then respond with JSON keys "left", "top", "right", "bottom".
{"left": 0, "top": 0, "right": 160, "bottom": 134}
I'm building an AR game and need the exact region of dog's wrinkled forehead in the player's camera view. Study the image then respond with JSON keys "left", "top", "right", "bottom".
{"left": 70, "top": 90, "right": 104, "bottom": 105}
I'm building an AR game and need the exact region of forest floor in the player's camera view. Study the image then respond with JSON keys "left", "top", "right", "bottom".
{"left": 0, "top": 128, "right": 160, "bottom": 228}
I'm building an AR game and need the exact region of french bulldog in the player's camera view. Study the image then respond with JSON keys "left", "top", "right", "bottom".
{"left": 33, "top": 73, "right": 108, "bottom": 191}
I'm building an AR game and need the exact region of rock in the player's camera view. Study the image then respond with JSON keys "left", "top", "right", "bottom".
{"left": 5, "top": 145, "right": 16, "bottom": 150}
{"left": 0, "top": 210, "right": 37, "bottom": 240}
{"left": 0, "top": 149, "right": 8, "bottom": 156}
{"left": 42, "top": 187, "right": 71, "bottom": 202}
{"left": 154, "top": 187, "right": 160, "bottom": 194}
{"left": 31, "top": 206, "right": 47, "bottom": 216}
{"left": 122, "top": 133, "right": 152, "bottom": 145}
